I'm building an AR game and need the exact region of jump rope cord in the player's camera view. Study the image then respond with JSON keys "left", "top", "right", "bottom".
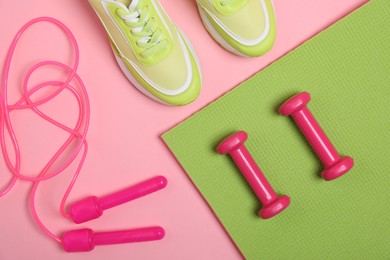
{"left": 0, "top": 17, "right": 90, "bottom": 243}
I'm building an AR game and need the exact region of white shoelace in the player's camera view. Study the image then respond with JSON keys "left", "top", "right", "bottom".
{"left": 116, "top": 0, "right": 168, "bottom": 58}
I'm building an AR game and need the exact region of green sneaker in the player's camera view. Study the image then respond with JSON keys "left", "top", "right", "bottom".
{"left": 197, "top": 0, "right": 276, "bottom": 57}
{"left": 88, "top": 0, "right": 202, "bottom": 105}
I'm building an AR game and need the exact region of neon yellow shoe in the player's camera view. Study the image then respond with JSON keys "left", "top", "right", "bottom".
{"left": 88, "top": 0, "right": 202, "bottom": 105}
{"left": 197, "top": 0, "right": 276, "bottom": 57}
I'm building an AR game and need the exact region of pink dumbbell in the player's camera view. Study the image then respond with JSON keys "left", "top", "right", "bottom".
{"left": 62, "top": 226, "right": 165, "bottom": 252}
{"left": 279, "top": 92, "right": 354, "bottom": 181}
{"left": 217, "top": 131, "right": 290, "bottom": 219}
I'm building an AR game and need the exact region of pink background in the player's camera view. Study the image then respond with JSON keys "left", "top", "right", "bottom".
{"left": 0, "top": 0, "right": 366, "bottom": 259}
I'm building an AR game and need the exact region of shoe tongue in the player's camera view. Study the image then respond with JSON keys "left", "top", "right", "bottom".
{"left": 116, "top": 0, "right": 131, "bottom": 6}
{"left": 116, "top": 0, "right": 138, "bottom": 10}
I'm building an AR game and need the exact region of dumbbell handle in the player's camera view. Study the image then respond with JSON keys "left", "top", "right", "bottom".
{"left": 217, "top": 131, "right": 290, "bottom": 219}
{"left": 290, "top": 107, "right": 340, "bottom": 166}
{"left": 230, "top": 146, "right": 277, "bottom": 205}
{"left": 280, "top": 92, "right": 354, "bottom": 181}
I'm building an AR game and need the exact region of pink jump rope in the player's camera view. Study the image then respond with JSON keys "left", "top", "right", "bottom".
{"left": 0, "top": 17, "right": 166, "bottom": 252}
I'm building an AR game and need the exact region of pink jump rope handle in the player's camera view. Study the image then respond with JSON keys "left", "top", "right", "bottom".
{"left": 70, "top": 176, "right": 168, "bottom": 223}
{"left": 62, "top": 226, "right": 165, "bottom": 252}
{"left": 279, "top": 92, "right": 354, "bottom": 181}
{"left": 217, "top": 131, "right": 290, "bottom": 219}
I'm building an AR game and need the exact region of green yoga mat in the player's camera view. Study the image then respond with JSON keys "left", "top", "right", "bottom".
{"left": 163, "top": 1, "right": 390, "bottom": 258}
